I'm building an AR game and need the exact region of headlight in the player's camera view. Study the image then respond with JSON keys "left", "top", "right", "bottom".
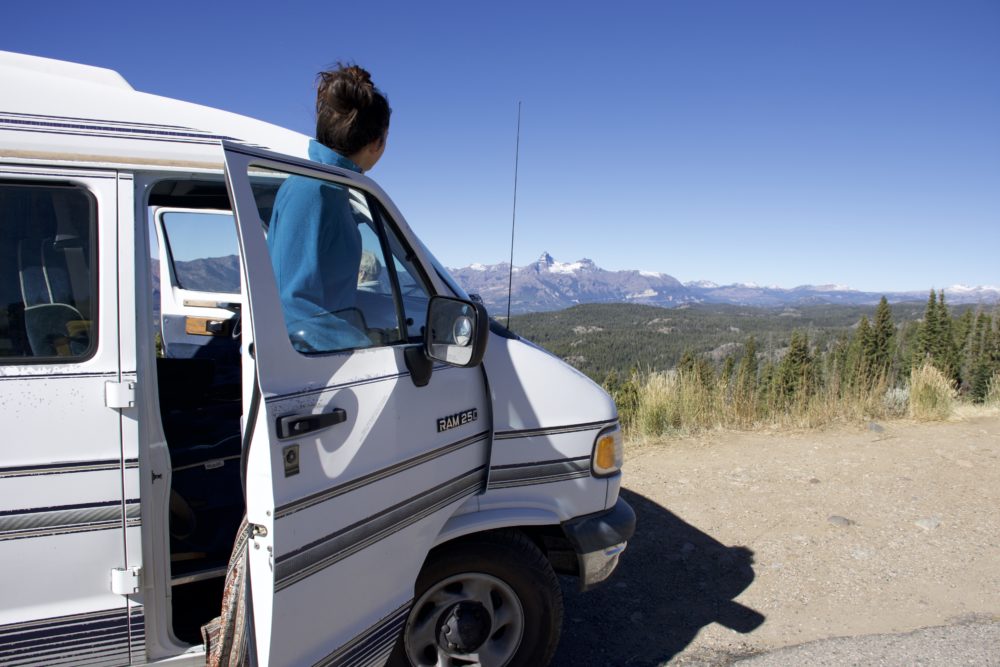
{"left": 591, "top": 423, "right": 623, "bottom": 477}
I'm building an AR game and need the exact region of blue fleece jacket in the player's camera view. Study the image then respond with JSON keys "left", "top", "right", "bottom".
{"left": 267, "top": 141, "right": 372, "bottom": 352}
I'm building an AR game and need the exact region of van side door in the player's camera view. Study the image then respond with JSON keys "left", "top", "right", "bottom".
{"left": 223, "top": 144, "right": 491, "bottom": 666}
{"left": 0, "top": 169, "right": 141, "bottom": 665}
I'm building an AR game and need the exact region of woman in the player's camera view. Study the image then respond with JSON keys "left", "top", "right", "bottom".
{"left": 267, "top": 63, "right": 392, "bottom": 352}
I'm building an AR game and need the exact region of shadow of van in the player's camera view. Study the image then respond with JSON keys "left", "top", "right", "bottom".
{"left": 554, "top": 488, "right": 764, "bottom": 666}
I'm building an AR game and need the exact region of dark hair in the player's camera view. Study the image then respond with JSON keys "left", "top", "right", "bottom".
{"left": 315, "top": 63, "right": 391, "bottom": 156}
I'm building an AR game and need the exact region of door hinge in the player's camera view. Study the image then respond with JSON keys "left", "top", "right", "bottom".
{"left": 111, "top": 566, "right": 141, "bottom": 595}
{"left": 105, "top": 381, "right": 136, "bottom": 409}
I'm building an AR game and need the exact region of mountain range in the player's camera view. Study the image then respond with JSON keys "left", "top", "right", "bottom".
{"left": 152, "top": 252, "right": 998, "bottom": 317}
{"left": 450, "top": 252, "right": 1000, "bottom": 315}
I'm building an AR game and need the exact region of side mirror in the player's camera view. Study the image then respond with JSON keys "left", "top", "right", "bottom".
{"left": 426, "top": 296, "right": 489, "bottom": 367}
{"left": 405, "top": 296, "right": 489, "bottom": 387}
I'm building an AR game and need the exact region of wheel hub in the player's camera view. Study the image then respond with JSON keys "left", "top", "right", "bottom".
{"left": 437, "top": 600, "right": 491, "bottom": 653}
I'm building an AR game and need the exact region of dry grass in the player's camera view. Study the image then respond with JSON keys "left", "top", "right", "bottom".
{"left": 621, "top": 364, "right": 966, "bottom": 442}
{"left": 952, "top": 373, "right": 1000, "bottom": 421}
{"left": 987, "top": 372, "right": 1000, "bottom": 408}
{"left": 908, "top": 363, "right": 956, "bottom": 421}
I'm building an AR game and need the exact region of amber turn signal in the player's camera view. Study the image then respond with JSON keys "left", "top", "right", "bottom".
{"left": 592, "top": 424, "right": 623, "bottom": 477}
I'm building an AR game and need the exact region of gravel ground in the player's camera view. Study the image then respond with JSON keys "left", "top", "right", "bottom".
{"left": 734, "top": 619, "right": 1000, "bottom": 666}
{"left": 551, "top": 411, "right": 1000, "bottom": 666}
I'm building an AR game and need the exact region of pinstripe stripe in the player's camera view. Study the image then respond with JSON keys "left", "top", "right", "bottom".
{"left": 488, "top": 456, "right": 592, "bottom": 489}
{"left": 263, "top": 368, "right": 423, "bottom": 404}
{"left": 128, "top": 607, "right": 145, "bottom": 664}
{"left": 493, "top": 419, "right": 616, "bottom": 440}
{"left": 0, "top": 608, "right": 133, "bottom": 667}
{"left": 0, "top": 458, "right": 138, "bottom": 478}
{"left": 275, "top": 431, "right": 490, "bottom": 519}
{"left": 275, "top": 467, "right": 486, "bottom": 592}
{"left": 0, "top": 112, "right": 242, "bottom": 145}
{"left": 313, "top": 601, "right": 410, "bottom": 667}
{"left": 0, "top": 499, "right": 140, "bottom": 540}
{"left": 262, "top": 361, "right": 453, "bottom": 404}
{"left": 0, "top": 371, "right": 117, "bottom": 381}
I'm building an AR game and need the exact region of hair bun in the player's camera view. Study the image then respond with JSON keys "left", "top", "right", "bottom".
{"left": 340, "top": 64, "right": 372, "bottom": 87}
{"left": 315, "top": 62, "right": 391, "bottom": 156}
{"left": 318, "top": 63, "right": 375, "bottom": 111}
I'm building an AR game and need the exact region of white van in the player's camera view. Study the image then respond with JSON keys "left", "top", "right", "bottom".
{"left": 0, "top": 51, "right": 634, "bottom": 667}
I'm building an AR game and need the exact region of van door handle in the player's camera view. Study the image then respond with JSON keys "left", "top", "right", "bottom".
{"left": 276, "top": 408, "right": 347, "bottom": 439}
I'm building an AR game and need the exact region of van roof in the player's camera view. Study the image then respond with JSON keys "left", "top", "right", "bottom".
{"left": 0, "top": 51, "right": 310, "bottom": 169}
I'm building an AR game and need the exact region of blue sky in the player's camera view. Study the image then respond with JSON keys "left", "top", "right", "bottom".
{"left": 5, "top": 0, "right": 998, "bottom": 292}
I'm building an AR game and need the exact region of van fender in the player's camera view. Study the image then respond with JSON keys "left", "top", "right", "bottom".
{"left": 433, "top": 506, "right": 563, "bottom": 548}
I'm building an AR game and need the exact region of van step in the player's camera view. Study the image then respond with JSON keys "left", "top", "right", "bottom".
{"left": 171, "top": 566, "right": 228, "bottom": 586}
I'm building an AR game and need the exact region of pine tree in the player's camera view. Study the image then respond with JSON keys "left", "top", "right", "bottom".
{"left": 914, "top": 289, "right": 939, "bottom": 366}
{"left": 896, "top": 320, "right": 921, "bottom": 378}
{"left": 963, "top": 312, "right": 990, "bottom": 393}
{"left": 758, "top": 360, "right": 777, "bottom": 416}
{"left": 677, "top": 349, "right": 696, "bottom": 374}
{"left": 969, "top": 313, "right": 1000, "bottom": 402}
{"left": 971, "top": 361, "right": 993, "bottom": 402}
{"left": 955, "top": 309, "right": 975, "bottom": 360}
{"left": 871, "top": 297, "right": 894, "bottom": 380}
{"left": 990, "top": 314, "right": 1000, "bottom": 367}
{"left": 830, "top": 332, "right": 852, "bottom": 394}
{"left": 695, "top": 356, "right": 716, "bottom": 389}
{"left": 935, "top": 291, "right": 960, "bottom": 382}
{"left": 846, "top": 317, "right": 872, "bottom": 388}
{"left": 776, "top": 331, "right": 814, "bottom": 404}
{"left": 736, "top": 336, "right": 759, "bottom": 395}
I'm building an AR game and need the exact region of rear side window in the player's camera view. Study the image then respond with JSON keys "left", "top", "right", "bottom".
{"left": 0, "top": 182, "right": 97, "bottom": 361}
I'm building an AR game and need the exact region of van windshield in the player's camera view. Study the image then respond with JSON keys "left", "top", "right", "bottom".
{"left": 413, "top": 236, "right": 469, "bottom": 301}
{"left": 160, "top": 210, "right": 240, "bottom": 294}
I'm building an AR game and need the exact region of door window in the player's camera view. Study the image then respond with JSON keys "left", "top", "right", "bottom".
{"left": 0, "top": 181, "right": 97, "bottom": 361}
{"left": 381, "top": 213, "right": 431, "bottom": 341}
{"left": 252, "top": 168, "right": 430, "bottom": 355}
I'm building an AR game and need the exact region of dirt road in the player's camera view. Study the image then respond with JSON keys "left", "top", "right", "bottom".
{"left": 552, "top": 411, "right": 1000, "bottom": 666}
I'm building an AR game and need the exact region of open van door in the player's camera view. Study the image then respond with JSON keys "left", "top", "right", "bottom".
{"left": 222, "top": 143, "right": 492, "bottom": 666}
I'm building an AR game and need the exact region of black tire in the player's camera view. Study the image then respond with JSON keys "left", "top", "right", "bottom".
{"left": 388, "top": 529, "right": 563, "bottom": 667}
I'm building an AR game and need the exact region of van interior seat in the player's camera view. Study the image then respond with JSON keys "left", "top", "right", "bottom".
{"left": 17, "top": 236, "right": 91, "bottom": 356}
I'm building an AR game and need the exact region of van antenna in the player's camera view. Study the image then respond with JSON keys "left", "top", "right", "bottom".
{"left": 505, "top": 101, "right": 522, "bottom": 326}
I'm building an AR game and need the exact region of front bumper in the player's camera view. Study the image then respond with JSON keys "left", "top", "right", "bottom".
{"left": 561, "top": 497, "right": 636, "bottom": 590}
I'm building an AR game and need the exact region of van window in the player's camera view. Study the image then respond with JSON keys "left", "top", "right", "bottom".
{"left": 158, "top": 209, "right": 240, "bottom": 294}
{"left": 380, "top": 213, "right": 430, "bottom": 341}
{"left": 0, "top": 181, "right": 97, "bottom": 361}
{"left": 255, "top": 167, "right": 431, "bottom": 355}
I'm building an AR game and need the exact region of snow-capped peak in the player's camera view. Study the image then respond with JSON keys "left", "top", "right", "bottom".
{"left": 535, "top": 252, "right": 599, "bottom": 274}
{"left": 684, "top": 279, "right": 718, "bottom": 288}
{"left": 945, "top": 284, "right": 1000, "bottom": 294}
{"left": 806, "top": 283, "right": 853, "bottom": 292}
{"left": 549, "top": 260, "right": 587, "bottom": 274}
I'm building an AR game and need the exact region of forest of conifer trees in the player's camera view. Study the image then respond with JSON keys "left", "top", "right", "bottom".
{"left": 512, "top": 293, "right": 1000, "bottom": 434}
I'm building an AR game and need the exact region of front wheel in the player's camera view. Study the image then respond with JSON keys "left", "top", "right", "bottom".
{"left": 389, "top": 530, "right": 563, "bottom": 667}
